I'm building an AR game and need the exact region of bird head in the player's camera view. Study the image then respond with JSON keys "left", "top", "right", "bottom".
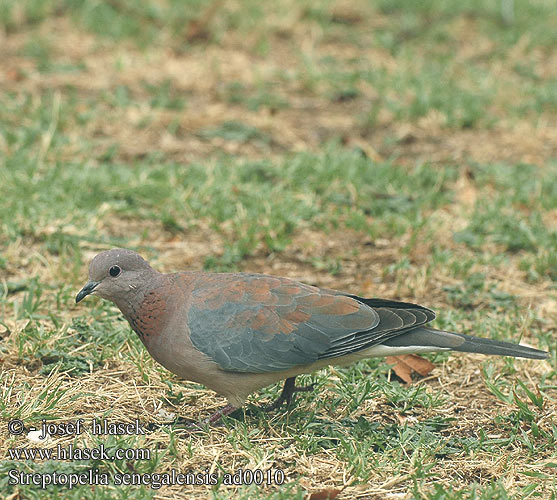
{"left": 76, "top": 248, "right": 153, "bottom": 304}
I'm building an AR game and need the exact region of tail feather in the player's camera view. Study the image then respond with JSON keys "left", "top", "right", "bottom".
{"left": 383, "top": 327, "right": 549, "bottom": 360}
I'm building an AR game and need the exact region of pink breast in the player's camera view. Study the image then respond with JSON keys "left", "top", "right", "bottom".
{"left": 125, "top": 291, "right": 168, "bottom": 344}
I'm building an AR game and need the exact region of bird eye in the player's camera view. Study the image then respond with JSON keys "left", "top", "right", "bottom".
{"left": 109, "top": 265, "right": 121, "bottom": 277}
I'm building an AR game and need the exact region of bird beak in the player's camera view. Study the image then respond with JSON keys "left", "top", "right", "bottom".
{"left": 76, "top": 281, "right": 100, "bottom": 303}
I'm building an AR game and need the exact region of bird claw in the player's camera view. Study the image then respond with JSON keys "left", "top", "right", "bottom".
{"left": 185, "top": 421, "right": 205, "bottom": 432}
{"left": 159, "top": 404, "right": 239, "bottom": 432}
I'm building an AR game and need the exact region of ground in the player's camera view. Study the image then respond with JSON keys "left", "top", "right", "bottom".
{"left": 0, "top": 1, "right": 556, "bottom": 499}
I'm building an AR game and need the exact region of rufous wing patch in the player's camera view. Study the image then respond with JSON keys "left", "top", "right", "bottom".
{"left": 282, "top": 308, "right": 312, "bottom": 323}
{"left": 226, "top": 307, "right": 297, "bottom": 336}
{"left": 298, "top": 293, "right": 361, "bottom": 315}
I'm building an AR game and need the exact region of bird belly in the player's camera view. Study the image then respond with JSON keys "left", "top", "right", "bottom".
{"left": 141, "top": 327, "right": 280, "bottom": 406}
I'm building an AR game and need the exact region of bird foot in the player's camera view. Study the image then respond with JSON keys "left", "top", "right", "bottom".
{"left": 263, "top": 377, "right": 316, "bottom": 412}
{"left": 187, "top": 403, "right": 238, "bottom": 430}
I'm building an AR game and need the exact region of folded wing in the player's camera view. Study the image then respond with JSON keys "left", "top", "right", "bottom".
{"left": 187, "top": 274, "right": 435, "bottom": 373}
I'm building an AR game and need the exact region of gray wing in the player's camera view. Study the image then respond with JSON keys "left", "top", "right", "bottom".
{"left": 187, "top": 273, "right": 435, "bottom": 373}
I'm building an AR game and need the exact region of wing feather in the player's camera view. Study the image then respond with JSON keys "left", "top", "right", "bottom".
{"left": 187, "top": 273, "right": 435, "bottom": 373}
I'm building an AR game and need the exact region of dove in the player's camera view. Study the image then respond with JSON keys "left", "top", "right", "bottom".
{"left": 76, "top": 249, "right": 548, "bottom": 424}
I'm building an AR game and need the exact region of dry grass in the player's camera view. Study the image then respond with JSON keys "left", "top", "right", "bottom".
{"left": 1, "top": 1, "right": 556, "bottom": 499}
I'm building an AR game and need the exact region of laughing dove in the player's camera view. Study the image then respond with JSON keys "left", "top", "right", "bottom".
{"left": 76, "top": 249, "right": 548, "bottom": 424}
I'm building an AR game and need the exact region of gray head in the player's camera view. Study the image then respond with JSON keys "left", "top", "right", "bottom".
{"left": 76, "top": 248, "right": 154, "bottom": 304}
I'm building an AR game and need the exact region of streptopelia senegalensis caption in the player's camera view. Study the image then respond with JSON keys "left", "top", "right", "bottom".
{"left": 76, "top": 249, "right": 548, "bottom": 425}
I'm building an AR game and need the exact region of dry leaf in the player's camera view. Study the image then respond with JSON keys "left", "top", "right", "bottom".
{"left": 307, "top": 488, "right": 342, "bottom": 500}
{"left": 386, "top": 354, "right": 435, "bottom": 385}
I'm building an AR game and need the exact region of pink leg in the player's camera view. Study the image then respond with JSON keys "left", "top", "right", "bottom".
{"left": 204, "top": 403, "right": 238, "bottom": 425}
{"left": 187, "top": 403, "right": 238, "bottom": 430}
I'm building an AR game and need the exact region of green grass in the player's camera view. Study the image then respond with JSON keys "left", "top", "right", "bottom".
{"left": 0, "top": 0, "right": 556, "bottom": 498}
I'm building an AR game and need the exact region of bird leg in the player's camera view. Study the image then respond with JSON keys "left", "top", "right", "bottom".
{"left": 204, "top": 403, "right": 238, "bottom": 425}
{"left": 263, "top": 377, "right": 315, "bottom": 412}
{"left": 187, "top": 403, "right": 238, "bottom": 430}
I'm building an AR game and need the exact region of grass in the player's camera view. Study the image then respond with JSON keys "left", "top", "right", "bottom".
{"left": 0, "top": 0, "right": 556, "bottom": 498}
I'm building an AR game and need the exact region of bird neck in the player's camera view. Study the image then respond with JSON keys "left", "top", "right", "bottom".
{"left": 116, "top": 272, "right": 169, "bottom": 344}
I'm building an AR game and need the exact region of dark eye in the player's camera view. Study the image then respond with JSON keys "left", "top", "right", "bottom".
{"left": 109, "top": 265, "right": 121, "bottom": 277}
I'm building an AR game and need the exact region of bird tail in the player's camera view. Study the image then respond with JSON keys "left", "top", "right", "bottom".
{"left": 383, "top": 327, "right": 549, "bottom": 360}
